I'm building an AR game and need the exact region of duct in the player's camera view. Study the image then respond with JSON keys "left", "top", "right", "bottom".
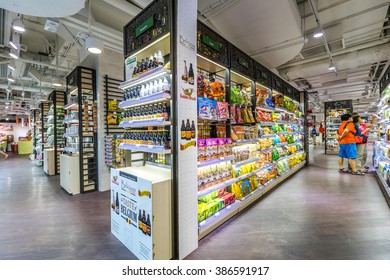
{"left": 0, "top": 53, "right": 72, "bottom": 72}
{"left": 279, "top": 42, "right": 390, "bottom": 81}
{"left": 0, "top": 83, "right": 53, "bottom": 93}
{"left": 103, "top": 0, "right": 141, "bottom": 16}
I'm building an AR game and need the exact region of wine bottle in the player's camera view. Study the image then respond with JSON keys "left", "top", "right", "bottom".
{"left": 185, "top": 119, "right": 191, "bottom": 140}
{"left": 182, "top": 60, "right": 188, "bottom": 82}
{"left": 181, "top": 120, "right": 186, "bottom": 140}
{"left": 188, "top": 63, "right": 194, "bottom": 85}
{"left": 115, "top": 192, "right": 119, "bottom": 214}
{"left": 191, "top": 120, "right": 196, "bottom": 139}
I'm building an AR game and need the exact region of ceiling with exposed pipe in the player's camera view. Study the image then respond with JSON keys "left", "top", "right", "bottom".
{"left": 0, "top": 0, "right": 389, "bottom": 120}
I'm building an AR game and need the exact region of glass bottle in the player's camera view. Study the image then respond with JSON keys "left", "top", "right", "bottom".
{"left": 185, "top": 119, "right": 191, "bottom": 140}
{"left": 182, "top": 60, "right": 188, "bottom": 82}
{"left": 157, "top": 50, "right": 164, "bottom": 66}
{"left": 162, "top": 103, "right": 168, "bottom": 121}
{"left": 191, "top": 120, "right": 196, "bottom": 139}
{"left": 188, "top": 63, "right": 194, "bottom": 85}
{"left": 181, "top": 120, "right": 185, "bottom": 140}
{"left": 162, "top": 77, "right": 170, "bottom": 93}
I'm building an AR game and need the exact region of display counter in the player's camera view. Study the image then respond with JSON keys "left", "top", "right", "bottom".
{"left": 111, "top": 165, "right": 172, "bottom": 260}
{"left": 60, "top": 154, "right": 80, "bottom": 195}
{"left": 18, "top": 141, "right": 33, "bottom": 155}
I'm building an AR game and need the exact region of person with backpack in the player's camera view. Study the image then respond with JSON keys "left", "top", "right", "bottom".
{"left": 311, "top": 126, "right": 318, "bottom": 145}
{"left": 337, "top": 114, "right": 364, "bottom": 175}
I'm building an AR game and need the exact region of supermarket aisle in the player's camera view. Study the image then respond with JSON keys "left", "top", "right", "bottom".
{"left": 187, "top": 146, "right": 390, "bottom": 260}
{"left": 0, "top": 155, "right": 136, "bottom": 260}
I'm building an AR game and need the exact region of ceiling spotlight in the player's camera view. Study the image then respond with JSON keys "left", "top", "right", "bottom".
{"left": 9, "top": 49, "right": 18, "bottom": 59}
{"left": 12, "top": 19, "right": 25, "bottom": 33}
{"left": 328, "top": 60, "right": 336, "bottom": 71}
{"left": 8, "top": 61, "right": 16, "bottom": 71}
{"left": 51, "top": 77, "right": 63, "bottom": 87}
{"left": 9, "top": 41, "right": 18, "bottom": 50}
{"left": 85, "top": 36, "right": 103, "bottom": 54}
{"left": 7, "top": 74, "right": 15, "bottom": 83}
{"left": 313, "top": 26, "right": 323, "bottom": 38}
{"left": 6, "top": 118, "right": 9, "bottom": 121}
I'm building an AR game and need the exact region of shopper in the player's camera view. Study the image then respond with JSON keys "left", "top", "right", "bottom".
{"left": 355, "top": 115, "right": 376, "bottom": 172}
{"left": 311, "top": 126, "right": 318, "bottom": 145}
{"left": 337, "top": 114, "right": 363, "bottom": 175}
{"left": 319, "top": 124, "right": 325, "bottom": 144}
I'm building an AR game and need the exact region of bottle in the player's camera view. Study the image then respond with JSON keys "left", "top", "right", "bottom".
{"left": 139, "top": 59, "right": 145, "bottom": 72}
{"left": 182, "top": 60, "right": 188, "bottom": 82}
{"left": 138, "top": 209, "right": 142, "bottom": 228}
{"left": 161, "top": 6, "right": 167, "bottom": 27}
{"left": 157, "top": 50, "right": 164, "bottom": 66}
{"left": 162, "top": 103, "right": 168, "bottom": 121}
{"left": 146, "top": 214, "right": 151, "bottom": 236}
{"left": 145, "top": 83, "right": 150, "bottom": 96}
{"left": 191, "top": 120, "right": 196, "bottom": 139}
{"left": 185, "top": 119, "right": 191, "bottom": 140}
{"left": 157, "top": 78, "right": 163, "bottom": 92}
{"left": 181, "top": 120, "right": 186, "bottom": 140}
{"left": 156, "top": 103, "right": 162, "bottom": 118}
{"left": 148, "top": 81, "right": 153, "bottom": 95}
{"left": 188, "top": 63, "right": 194, "bottom": 85}
{"left": 111, "top": 190, "right": 115, "bottom": 210}
{"left": 142, "top": 210, "right": 146, "bottom": 225}
{"left": 153, "top": 80, "right": 158, "bottom": 94}
{"left": 115, "top": 192, "right": 119, "bottom": 214}
{"left": 162, "top": 77, "right": 170, "bottom": 93}
{"left": 140, "top": 84, "right": 145, "bottom": 97}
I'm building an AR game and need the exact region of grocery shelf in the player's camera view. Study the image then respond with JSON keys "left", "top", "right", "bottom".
{"left": 63, "top": 147, "right": 78, "bottom": 153}
{"left": 198, "top": 201, "right": 240, "bottom": 239}
{"left": 119, "top": 67, "right": 171, "bottom": 90}
{"left": 63, "top": 118, "right": 79, "bottom": 124}
{"left": 118, "top": 143, "right": 171, "bottom": 154}
{"left": 375, "top": 170, "right": 390, "bottom": 207}
{"left": 198, "top": 178, "right": 237, "bottom": 198}
{"left": 275, "top": 151, "right": 305, "bottom": 164}
{"left": 119, "top": 118, "right": 171, "bottom": 128}
{"left": 119, "top": 91, "right": 171, "bottom": 109}
{"left": 258, "top": 121, "right": 275, "bottom": 126}
{"left": 256, "top": 105, "right": 275, "bottom": 112}
{"left": 276, "top": 142, "right": 288, "bottom": 146}
{"left": 234, "top": 139, "right": 258, "bottom": 144}
{"left": 232, "top": 157, "right": 259, "bottom": 167}
{"left": 259, "top": 146, "right": 276, "bottom": 153}
{"left": 63, "top": 102, "right": 79, "bottom": 110}
{"left": 259, "top": 134, "right": 278, "bottom": 138}
{"left": 63, "top": 133, "right": 79, "bottom": 137}
{"left": 197, "top": 155, "right": 235, "bottom": 167}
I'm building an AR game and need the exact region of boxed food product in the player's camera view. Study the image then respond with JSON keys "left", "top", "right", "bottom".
{"left": 230, "top": 105, "right": 236, "bottom": 124}
{"left": 198, "top": 97, "right": 217, "bottom": 120}
{"left": 197, "top": 139, "right": 206, "bottom": 161}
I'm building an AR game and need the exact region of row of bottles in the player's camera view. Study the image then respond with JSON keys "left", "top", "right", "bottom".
{"left": 129, "top": 6, "right": 168, "bottom": 52}
{"left": 181, "top": 119, "right": 196, "bottom": 140}
{"left": 182, "top": 60, "right": 194, "bottom": 85}
{"left": 123, "top": 129, "right": 171, "bottom": 149}
{"left": 123, "top": 103, "right": 169, "bottom": 122}
{"left": 132, "top": 51, "right": 164, "bottom": 78}
{"left": 138, "top": 209, "right": 151, "bottom": 236}
{"left": 123, "top": 76, "right": 170, "bottom": 101}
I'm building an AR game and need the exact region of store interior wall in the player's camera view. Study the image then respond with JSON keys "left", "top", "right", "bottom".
{"left": 0, "top": 122, "right": 29, "bottom": 141}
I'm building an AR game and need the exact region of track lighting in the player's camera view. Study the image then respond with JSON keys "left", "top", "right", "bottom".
{"left": 85, "top": 36, "right": 103, "bottom": 54}
{"left": 9, "top": 41, "right": 18, "bottom": 50}
{"left": 8, "top": 61, "right": 16, "bottom": 71}
{"left": 328, "top": 60, "right": 336, "bottom": 71}
{"left": 7, "top": 74, "right": 15, "bottom": 83}
{"left": 9, "top": 49, "right": 18, "bottom": 59}
{"left": 12, "top": 19, "right": 25, "bottom": 33}
{"left": 51, "top": 77, "right": 63, "bottom": 87}
{"left": 313, "top": 26, "right": 323, "bottom": 38}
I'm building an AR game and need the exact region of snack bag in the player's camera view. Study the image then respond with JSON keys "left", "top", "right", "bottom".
{"left": 217, "top": 101, "right": 229, "bottom": 120}
{"left": 230, "top": 105, "right": 236, "bottom": 124}
{"left": 198, "top": 98, "right": 211, "bottom": 120}
{"left": 236, "top": 106, "right": 243, "bottom": 123}
{"left": 108, "top": 100, "right": 118, "bottom": 110}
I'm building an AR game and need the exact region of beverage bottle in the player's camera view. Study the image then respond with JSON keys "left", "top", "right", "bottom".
{"left": 181, "top": 120, "right": 186, "bottom": 140}
{"left": 153, "top": 80, "right": 158, "bottom": 94}
{"left": 148, "top": 81, "right": 153, "bottom": 95}
{"left": 111, "top": 190, "right": 115, "bottom": 210}
{"left": 140, "top": 84, "right": 145, "bottom": 97}
{"left": 162, "top": 77, "right": 170, "bottom": 93}
{"left": 188, "top": 63, "right": 194, "bottom": 85}
{"left": 162, "top": 103, "right": 169, "bottom": 121}
{"left": 157, "top": 79, "right": 163, "bottom": 92}
{"left": 186, "top": 119, "right": 191, "bottom": 140}
{"left": 157, "top": 50, "right": 164, "bottom": 66}
{"left": 138, "top": 209, "right": 142, "bottom": 228}
{"left": 182, "top": 60, "right": 188, "bottom": 82}
{"left": 191, "top": 120, "right": 196, "bottom": 139}
{"left": 145, "top": 83, "right": 150, "bottom": 96}
{"left": 115, "top": 192, "right": 119, "bottom": 214}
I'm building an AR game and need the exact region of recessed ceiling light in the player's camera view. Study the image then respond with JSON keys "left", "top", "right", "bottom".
{"left": 12, "top": 19, "right": 25, "bottom": 33}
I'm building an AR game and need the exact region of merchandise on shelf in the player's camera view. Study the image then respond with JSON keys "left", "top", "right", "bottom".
{"left": 122, "top": 129, "right": 171, "bottom": 149}
{"left": 197, "top": 138, "right": 233, "bottom": 161}
{"left": 105, "top": 135, "right": 125, "bottom": 169}
{"left": 198, "top": 161, "right": 233, "bottom": 191}
{"left": 197, "top": 70, "right": 225, "bottom": 100}
{"left": 122, "top": 102, "right": 170, "bottom": 122}
{"left": 198, "top": 189, "right": 235, "bottom": 223}
{"left": 231, "top": 175, "right": 258, "bottom": 200}
{"left": 123, "top": 74, "right": 171, "bottom": 101}
{"left": 231, "top": 125, "right": 257, "bottom": 142}
{"left": 231, "top": 144, "right": 257, "bottom": 163}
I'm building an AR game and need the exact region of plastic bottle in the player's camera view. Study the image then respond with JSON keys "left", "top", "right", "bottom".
{"left": 162, "top": 77, "right": 170, "bottom": 93}
{"left": 157, "top": 78, "right": 163, "bottom": 92}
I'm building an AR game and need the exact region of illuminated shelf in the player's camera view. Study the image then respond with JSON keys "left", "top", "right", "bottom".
{"left": 233, "top": 157, "right": 260, "bottom": 167}
{"left": 63, "top": 102, "right": 78, "bottom": 110}
{"left": 197, "top": 155, "right": 235, "bottom": 167}
{"left": 119, "top": 91, "right": 171, "bottom": 109}
{"left": 234, "top": 139, "right": 258, "bottom": 144}
{"left": 119, "top": 67, "right": 171, "bottom": 90}
{"left": 118, "top": 143, "right": 171, "bottom": 154}
{"left": 119, "top": 118, "right": 171, "bottom": 128}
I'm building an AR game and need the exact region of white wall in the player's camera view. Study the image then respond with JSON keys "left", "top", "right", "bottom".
{"left": 0, "top": 122, "right": 30, "bottom": 141}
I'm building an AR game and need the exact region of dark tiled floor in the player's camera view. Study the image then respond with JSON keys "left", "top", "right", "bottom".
{"left": 0, "top": 153, "right": 136, "bottom": 260}
{"left": 1, "top": 146, "right": 389, "bottom": 260}
{"left": 186, "top": 145, "right": 390, "bottom": 260}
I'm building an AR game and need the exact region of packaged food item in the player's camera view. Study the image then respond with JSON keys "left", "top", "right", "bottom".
{"left": 107, "top": 113, "right": 117, "bottom": 125}
{"left": 230, "top": 105, "right": 236, "bottom": 124}
{"left": 198, "top": 98, "right": 210, "bottom": 119}
{"left": 217, "top": 101, "right": 229, "bottom": 120}
{"left": 236, "top": 106, "right": 243, "bottom": 123}
{"left": 197, "top": 139, "right": 206, "bottom": 161}
{"left": 108, "top": 100, "right": 118, "bottom": 110}
{"left": 210, "top": 100, "right": 218, "bottom": 121}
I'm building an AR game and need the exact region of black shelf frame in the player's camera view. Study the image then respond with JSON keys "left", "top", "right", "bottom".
{"left": 48, "top": 90, "right": 66, "bottom": 175}
{"left": 40, "top": 102, "right": 50, "bottom": 161}
{"left": 32, "top": 109, "right": 39, "bottom": 157}
{"left": 65, "top": 66, "right": 98, "bottom": 193}
{"left": 104, "top": 75, "right": 124, "bottom": 135}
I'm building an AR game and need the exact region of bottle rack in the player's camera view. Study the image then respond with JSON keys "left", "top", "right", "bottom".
{"left": 64, "top": 66, "right": 98, "bottom": 193}
{"left": 48, "top": 90, "right": 66, "bottom": 175}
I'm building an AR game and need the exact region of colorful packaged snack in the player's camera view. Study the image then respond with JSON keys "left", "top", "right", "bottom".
{"left": 236, "top": 106, "right": 243, "bottom": 123}
{"left": 230, "top": 105, "right": 236, "bottom": 124}
{"left": 197, "top": 139, "right": 206, "bottom": 161}
{"left": 198, "top": 98, "right": 211, "bottom": 120}
{"left": 217, "top": 101, "right": 229, "bottom": 120}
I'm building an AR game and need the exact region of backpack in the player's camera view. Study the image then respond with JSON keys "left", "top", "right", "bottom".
{"left": 339, "top": 121, "right": 363, "bottom": 144}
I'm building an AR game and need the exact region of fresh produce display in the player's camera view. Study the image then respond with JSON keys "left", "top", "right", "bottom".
{"left": 230, "top": 86, "right": 252, "bottom": 105}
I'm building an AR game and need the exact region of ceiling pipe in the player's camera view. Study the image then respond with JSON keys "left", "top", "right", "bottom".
{"left": 0, "top": 83, "right": 53, "bottom": 93}
{"left": 0, "top": 53, "right": 72, "bottom": 72}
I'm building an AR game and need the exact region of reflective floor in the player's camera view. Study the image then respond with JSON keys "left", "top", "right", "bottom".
{"left": 0, "top": 146, "right": 388, "bottom": 260}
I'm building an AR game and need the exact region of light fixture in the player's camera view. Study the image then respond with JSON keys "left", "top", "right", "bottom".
{"left": 9, "top": 49, "right": 18, "bottom": 59}
{"left": 52, "top": 77, "right": 63, "bottom": 87}
{"left": 8, "top": 61, "right": 16, "bottom": 71}
{"left": 328, "top": 60, "right": 336, "bottom": 71}
{"left": 7, "top": 74, "right": 15, "bottom": 83}
{"left": 85, "top": 36, "right": 103, "bottom": 54}
{"left": 9, "top": 41, "right": 18, "bottom": 50}
{"left": 6, "top": 118, "right": 9, "bottom": 121}
{"left": 12, "top": 19, "right": 25, "bottom": 33}
{"left": 313, "top": 26, "right": 323, "bottom": 38}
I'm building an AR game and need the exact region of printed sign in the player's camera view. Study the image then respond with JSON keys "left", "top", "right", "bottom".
{"left": 125, "top": 56, "right": 137, "bottom": 81}
{"left": 111, "top": 168, "right": 153, "bottom": 260}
